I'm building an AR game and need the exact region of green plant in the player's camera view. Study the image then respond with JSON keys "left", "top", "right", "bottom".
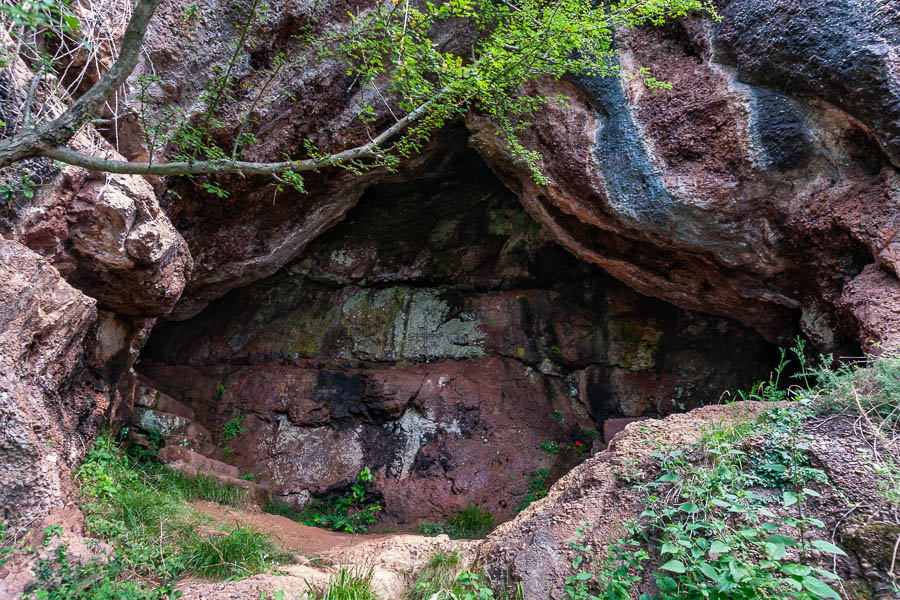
{"left": 446, "top": 505, "right": 494, "bottom": 539}
{"left": 270, "top": 468, "right": 382, "bottom": 533}
{"left": 552, "top": 411, "right": 564, "bottom": 422}
{"left": 24, "top": 543, "right": 179, "bottom": 600}
{"left": 561, "top": 402, "right": 844, "bottom": 600}
{"left": 180, "top": 4, "right": 201, "bottom": 23}
{"left": 517, "top": 468, "right": 549, "bottom": 513}
{"left": 240, "top": 472, "right": 257, "bottom": 482}
{"left": 0, "top": 172, "right": 37, "bottom": 206}
{"left": 75, "top": 432, "right": 287, "bottom": 586}
{"left": 316, "top": 565, "right": 379, "bottom": 600}
{"left": 551, "top": 346, "right": 563, "bottom": 356}
{"left": 408, "top": 556, "right": 526, "bottom": 600}
{"left": 0, "top": 0, "right": 715, "bottom": 200}
{"left": 221, "top": 414, "right": 245, "bottom": 442}
{"left": 539, "top": 442, "right": 560, "bottom": 455}
{"left": 408, "top": 552, "right": 464, "bottom": 600}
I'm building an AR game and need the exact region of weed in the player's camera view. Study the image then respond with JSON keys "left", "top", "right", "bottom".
{"left": 267, "top": 468, "right": 381, "bottom": 533}
{"left": 539, "top": 442, "right": 560, "bottom": 455}
{"left": 316, "top": 565, "right": 378, "bottom": 600}
{"left": 552, "top": 410, "right": 564, "bottom": 422}
{"left": 517, "top": 468, "right": 549, "bottom": 513}
{"left": 241, "top": 472, "right": 257, "bottom": 482}
{"left": 221, "top": 414, "right": 245, "bottom": 442}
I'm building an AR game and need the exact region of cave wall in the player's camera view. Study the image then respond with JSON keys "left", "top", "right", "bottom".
{"left": 139, "top": 146, "right": 777, "bottom": 522}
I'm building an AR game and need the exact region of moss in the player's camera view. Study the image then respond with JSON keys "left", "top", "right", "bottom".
{"left": 608, "top": 319, "right": 662, "bottom": 371}
{"left": 248, "top": 283, "right": 337, "bottom": 358}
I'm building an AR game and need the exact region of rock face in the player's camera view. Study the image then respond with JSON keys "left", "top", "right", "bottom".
{"left": 139, "top": 148, "right": 776, "bottom": 523}
{"left": 0, "top": 36, "right": 191, "bottom": 529}
{"left": 478, "top": 402, "right": 899, "bottom": 599}
{"left": 468, "top": 0, "right": 900, "bottom": 353}
{"left": 0, "top": 241, "right": 105, "bottom": 531}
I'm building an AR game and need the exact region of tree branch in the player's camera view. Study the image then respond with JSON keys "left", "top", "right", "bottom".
{"left": 0, "top": 0, "right": 163, "bottom": 168}
{"left": 40, "top": 80, "right": 444, "bottom": 177}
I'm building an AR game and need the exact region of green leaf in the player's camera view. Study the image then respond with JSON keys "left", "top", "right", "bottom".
{"left": 698, "top": 562, "right": 718, "bottom": 581}
{"left": 678, "top": 503, "right": 700, "bottom": 514}
{"left": 782, "top": 491, "right": 798, "bottom": 507}
{"left": 813, "top": 567, "right": 840, "bottom": 580}
{"left": 660, "top": 560, "right": 685, "bottom": 574}
{"left": 708, "top": 540, "right": 730, "bottom": 555}
{"left": 764, "top": 542, "right": 786, "bottom": 560}
{"left": 660, "top": 542, "right": 679, "bottom": 555}
{"left": 781, "top": 563, "right": 811, "bottom": 577}
{"left": 801, "top": 576, "right": 842, "bottom": 600}
{"left": 766, "top": 534, "right": 798, "bottom": 547}
{"left": 802, "top": 488, "right": 821, "bottom": 497}
{"left": 811, "top": 540, "right": 847, "bottom": 556}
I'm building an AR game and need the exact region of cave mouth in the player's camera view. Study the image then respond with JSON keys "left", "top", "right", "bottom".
{"left": 132, "top": 141, "right": 782, "bottom": 531}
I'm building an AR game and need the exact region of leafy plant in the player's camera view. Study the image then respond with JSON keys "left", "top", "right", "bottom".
{"left": 220, "top": 414, "right": 245, "bottom": 442}
{"left": 269, "top": 468, "right": 382, "bottom": 533}
{"left": 539, "top": 442, "right": 560, "bottom": 455}
{"left": 76, "top": 433, "right": 288, "bottom": 585}
{"left": 517, "top": 468, "right": 549, "bottom": 513}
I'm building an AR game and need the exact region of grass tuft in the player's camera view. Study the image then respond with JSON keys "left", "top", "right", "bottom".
{"left": 416, "top": 505, "right": 494, "bottom": 540}
{"left": 317, "top": 565, "right": 379, "bottom": 600}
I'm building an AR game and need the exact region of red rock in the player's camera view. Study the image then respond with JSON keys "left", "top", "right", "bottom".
{"left": 603, "top": 418, "right": 651, "bottom": 444}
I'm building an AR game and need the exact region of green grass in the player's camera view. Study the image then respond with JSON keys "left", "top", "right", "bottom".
{"left": 416, "top": 504, "right": 494, "bottom": 539}
{"left": 317, "top": 566, "right": 379, "bottom": 600}
{"left": 407, "top": 552, "right": 525, "bottom": 600}
{"left": 61, "top": 432, "right": 291, "bottom": 593}
{"left": 408, "top": 552, "right": 463, "bottom": 600}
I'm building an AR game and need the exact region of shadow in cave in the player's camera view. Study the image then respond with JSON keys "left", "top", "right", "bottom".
{"left": 132, "top": 140, "right": 785, "bottom": 532}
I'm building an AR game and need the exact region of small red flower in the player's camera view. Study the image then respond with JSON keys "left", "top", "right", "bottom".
{"left": 575, "top": 441, "right": 580, "bottom": 447}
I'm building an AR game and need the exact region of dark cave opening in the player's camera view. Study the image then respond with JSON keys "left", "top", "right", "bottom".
{"left": 132, "top": 144, "right": 784, "bottom": 528}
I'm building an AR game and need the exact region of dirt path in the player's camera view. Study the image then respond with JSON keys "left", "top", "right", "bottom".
{"left": 192, "top": 501, "right": 397, "bottom": 556}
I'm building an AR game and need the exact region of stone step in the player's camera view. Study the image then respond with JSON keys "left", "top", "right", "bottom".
{"left": 163, "top": 461, "right": 271, "bottom": 510}
{"left": 133, "top": 378, "right": 195, "bottom": 421}
{"left": 164, "top": 435, "right": 224, "bottom": 461}
{"left": 158, "top": 445, "right": 239, "bottom": 479}
{"left": 132, "top": 407, "right": 212, "bottom": 445}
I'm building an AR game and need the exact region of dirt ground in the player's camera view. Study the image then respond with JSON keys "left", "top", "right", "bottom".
{"left": 192, "top": 500, "right": 396, "bottom": 556}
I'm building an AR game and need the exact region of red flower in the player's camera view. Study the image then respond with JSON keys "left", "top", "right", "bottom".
{"left": 575, "top": 441, "right": 580, "bottom": 446}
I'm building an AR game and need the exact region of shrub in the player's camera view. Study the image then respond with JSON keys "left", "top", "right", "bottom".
{"left": 267, "top": 468, "right": 381, "bottom": 534}
{"left": 220, "top": 414, "right": 245, "bottom": 442}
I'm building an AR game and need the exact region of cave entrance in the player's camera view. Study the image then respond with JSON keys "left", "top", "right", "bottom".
{"left": 133, "top": 141, "right": 781, "bottom": 531}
